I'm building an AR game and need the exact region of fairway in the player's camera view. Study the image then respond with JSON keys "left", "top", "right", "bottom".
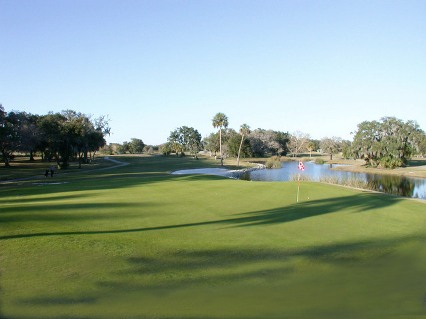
{"left": 1, "top": 156, "right": 426, "bottom": 319}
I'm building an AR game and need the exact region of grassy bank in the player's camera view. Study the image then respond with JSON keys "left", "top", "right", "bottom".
{"left": 331, "top": 158, "right": 426, "bottom": 179}
{"left": 1, "top": 155, "right": 426, "bottom": 318}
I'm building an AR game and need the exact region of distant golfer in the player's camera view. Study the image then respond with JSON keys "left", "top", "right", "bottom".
{"left": 50, "top": 165, "right": 55, "bottom": 177}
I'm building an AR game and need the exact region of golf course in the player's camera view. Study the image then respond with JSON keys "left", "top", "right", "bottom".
{"left": 1, "top": 155, "right": 426, "bottom": 319}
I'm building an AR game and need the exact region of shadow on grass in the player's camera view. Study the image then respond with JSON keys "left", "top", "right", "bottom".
{"left": 106, "top": 234, "right": 425, "bottom": 289}
{"left": 0, "top": 192, "right": 99, "bottom": 205}
{"left": 19, "top": 296, "right": 97, "bottom": 306}
{"left": 0, "top": 202, "right": 153, "bottom": 223}
{"left": 13, "top": 235, "right": 426, "bottom": 319}
{"left": 0, "top": 193, "right": 401, "bottom": 240}
{"left": 225, "top": 192, "right": 397, "bottom": 227}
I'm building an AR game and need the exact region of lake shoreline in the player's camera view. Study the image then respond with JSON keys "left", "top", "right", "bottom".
{"left": 327, "top": 160, "right": 426, "bottom": 179}
{"left": 238, "top": 157, "right": 426, "bottom": 179}
{"left": 237, "top": 159, "right": 426, "bottom": 200}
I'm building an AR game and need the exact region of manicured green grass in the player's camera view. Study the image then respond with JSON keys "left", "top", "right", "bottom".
{"left": 1, "top": 156, "right": 426, "bottom": 319}
{"left": 0, "top": 156, "right": 118, "bottom": 182}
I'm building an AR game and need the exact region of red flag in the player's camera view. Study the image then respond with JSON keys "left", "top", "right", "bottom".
{"left": 298, "top": 161, "right": 305, "bottom": 171}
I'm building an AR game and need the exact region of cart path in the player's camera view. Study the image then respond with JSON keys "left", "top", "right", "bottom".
{"left": 98, "top": 156, "right": 130, "bottom": 169}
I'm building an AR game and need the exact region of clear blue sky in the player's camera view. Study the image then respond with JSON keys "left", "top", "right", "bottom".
{"left": 1, "top": 0, "right": 425, "bottom": 145}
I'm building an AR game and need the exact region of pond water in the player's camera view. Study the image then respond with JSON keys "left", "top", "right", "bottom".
{"left": 240, "top": 161, "right": 426, "bottom": 200}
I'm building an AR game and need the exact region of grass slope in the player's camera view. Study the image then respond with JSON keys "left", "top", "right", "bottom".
{"left": 1, "top": 156, "right": 426, "bottom": 319}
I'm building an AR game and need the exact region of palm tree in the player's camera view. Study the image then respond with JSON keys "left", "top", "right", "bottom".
{"left": 237, "top": 123, "right": 250, "bottom": 167}
{"left": 212, "top": 112, "right": 228, "bottom": 165}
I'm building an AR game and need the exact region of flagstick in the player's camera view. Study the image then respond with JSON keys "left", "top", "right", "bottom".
{"left": 297, "top": 173, "right": 300, "bottom": 203}
{"left": 296, "top": 161, "right": 305, "bottom": 203}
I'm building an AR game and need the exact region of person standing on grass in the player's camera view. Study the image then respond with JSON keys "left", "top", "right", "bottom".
{"left": 50, "top": 165, "right": 55, "bottom": 177}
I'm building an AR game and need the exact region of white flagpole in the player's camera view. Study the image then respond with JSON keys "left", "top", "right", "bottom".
{"left": 297, "top": 173, "right": 300, "bottom": 203}
{"left": 296, "top": 161, "right": 304, "bottom": 203}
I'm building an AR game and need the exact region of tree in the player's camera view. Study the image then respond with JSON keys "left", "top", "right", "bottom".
{"left": 273, "top": 131, "right": 290, "bottom": 156}
{"left": 378, "top": 117, "right": 423, "bottom": 167}
{"left": 226, "top": 129, "right": 252, "bottom": 160}
{"left": 237, "top": 124, "right": 250, "bottom": 166}
{"left": 248, "top": 129, "right": 289, "bottom": 157}
{"left": 159, "top": 142, "right": 172, "bottom": 156}
{"left": 341, "top": 140, "right": 353, "bottom": 159}
{"left": 418, "top": 134, "right": 426, "bottom": 157}
{"left": 38, "top": 112, "right": 70, "bottom": 167}
{"left": 168, "top": 129, "right": 184, "bottom": 156}
{"left": 117, "top": 142, "right": 130, "bottom": 154}
{"left": 15, "top": 112, "right": 41, "bottom": 161}
{"left": 178, "top": 126, "right": 202, "bottom": 158}
{"left": 224, "top": 129, "right": 240, "bottom": 157}
{"left": 66, "top": 111, "right": 96, "bottom": 167}
{"left": 168, "top": 126, "right": 202, "bottom": 158}
{"left": 38, "top": 110, "right": 108, "bottom": 169}
{"left": 212, "top": 112, "right": 228, "bottom": 165}
{"left": 85, "top": 129, "right": 106, "bottom": 161}
{"left": 89, "top": 115, "right": 110, "bottom": 160}
{"left": 0, "top": 109, "right": 42, "bottom": 165}
{"left": 320, "top": 137, "right": 342, "bottom": 160}
{"left": 248, "top": 129, "right": 268, "bottom": 157}
{"left": 0, "top": 105, "right": 4, "bottom": 122}
{"left": 203, "top": 132, "right": 220, "bottom": 157}
{"left": 128, "top": 138, "right": 145, "bottom": 154}
{"left": 0, "top": 106, "right": 20, "bottom": 166}
{"left": 351, "top": 120, "right": 381, "bottom": 166}
{"left": 61, "top": 110, "right": 108, "bottom": 168}
{"left": 185, "top": 127, "right": 202, "bottom": 158}
{"left": 94, "top": 115, "right": 111, "bottom": 137}
{"left": 307, "top": 140, "right": 316, "bottom": 157}
{"left": 0, "top": 106, "right": 109, "bottom": 167}
{"left": 351, "top": 117, "right": 424, "bottom": 168}
{"left": 288, "top": 131, "right": 310, "bottom": 156}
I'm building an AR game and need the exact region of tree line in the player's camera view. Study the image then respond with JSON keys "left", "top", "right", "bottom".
{"left": 160, "top": 114, "right": 291, "bottom": 166}
{"left": 2, "top": 105, "right": 426, "bottom": 170}
{"left": 161, "top": 113, "right": 426, "bottom": 169}
{"left": 0, "top": 105, "right": 110, "bottom": 168}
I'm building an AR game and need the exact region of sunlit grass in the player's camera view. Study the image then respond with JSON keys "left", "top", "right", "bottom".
{"left": 1, "top": 156, "right": 426, "bottom": 318}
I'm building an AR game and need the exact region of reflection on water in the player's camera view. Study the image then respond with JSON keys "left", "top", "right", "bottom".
{"left": 239, "top": 161, "right": 426, "bottom": 200}
{"left": 366, "top": 174, "right": 415, "bottom": 198}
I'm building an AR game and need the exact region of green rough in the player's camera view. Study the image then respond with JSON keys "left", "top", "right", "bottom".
{"left": 1, "top": 156, "right": 426, "bottom": 319}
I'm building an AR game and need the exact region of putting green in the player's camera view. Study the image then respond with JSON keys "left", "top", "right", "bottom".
{"left": 1, "top": 156, "right": 425, "bottom": 318}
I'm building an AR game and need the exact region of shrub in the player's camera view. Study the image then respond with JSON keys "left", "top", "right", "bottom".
{"left": 265, "top": 156, "right": 282, "bottom": 169}
{"left": 315, "top": 158, "right": 325, "bottom": 164}
{"left": 379, "top": 156, "right": 404, "bottom": 169}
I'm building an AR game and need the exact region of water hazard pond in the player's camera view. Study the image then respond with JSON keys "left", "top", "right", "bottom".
{"left": 173, "top": 162, "right": 426, "bottom": 200}
{"left": 244, "top": 161, "right": 426, "bottom": 200}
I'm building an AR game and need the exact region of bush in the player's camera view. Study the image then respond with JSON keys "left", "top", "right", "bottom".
{"left": 315, "top": 158, "right": 325, "bottom": 164}
{"left": 379, "top": 156, "right": 404, "bottom": 169}
{"left": 159, "top": 143, "right": 172, "bottom": 156}
{"left": 265, "top": 156, "right": 282, "bottom": 169}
